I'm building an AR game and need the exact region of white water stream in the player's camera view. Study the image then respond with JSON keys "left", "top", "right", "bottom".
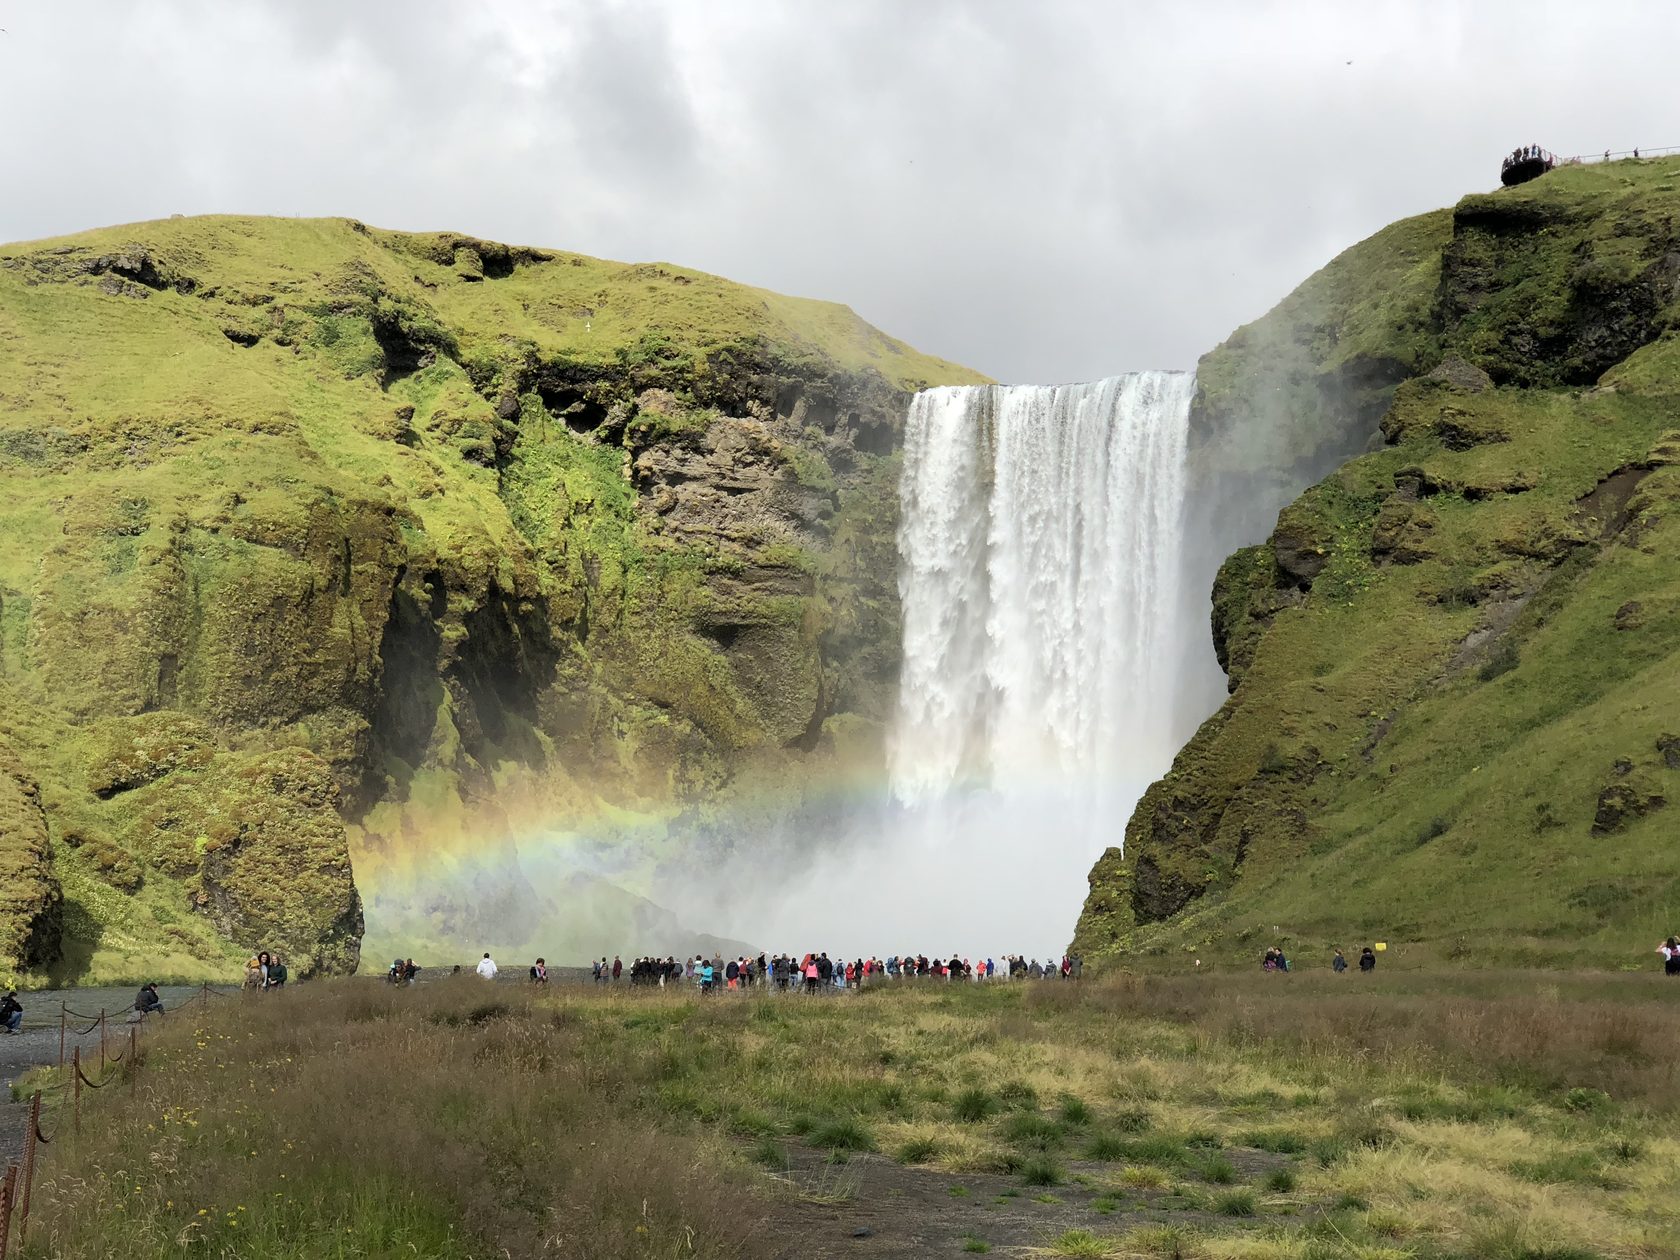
{"left": 890, "top": 372, "right": 1198, "bottom": 864}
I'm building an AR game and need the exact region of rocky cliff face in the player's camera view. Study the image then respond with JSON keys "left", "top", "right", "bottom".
{"left": 0, "top": 216, "right": 982, "bottom": 981}
{"left": 1076, "top": 155, "right": 1680, "bottom": 966}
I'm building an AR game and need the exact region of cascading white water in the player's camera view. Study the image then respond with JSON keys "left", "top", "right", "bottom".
{"left": 676, "top": 372, "right": 1201, "bottom": 958}
{"left": 890, "top": 372, "right": 1197, "bottom": 859}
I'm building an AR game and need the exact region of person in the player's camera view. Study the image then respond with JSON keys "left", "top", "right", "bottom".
{"left": 611, "top": 955, "right": 622, "bottom": 982}
{"left": 402, "top": 959, "right": 419, "bottom": 984}
{"left": 0, "top": 991, "right": 21, "bottom": 1035}
{"left": 268, "top": 955, "right": 288, "bottom": 988}
{"left": 700, "top": 958, "right": 715, "bottom": 992}
{"left": 244, "top": 955, "right": 263, "bottom": 991}
{"left": 529, "top": 958, "right": 548, "bottom": 985}
{"left": 592, "top": 958, "right": 603, "bottom": 984}
{"left": 1332, "top": 948, "right": 1348, "bottom": 974}
{"left": 1658, "top": 936, "right": 1680, "bottom": 976}
{"left": 1359, "top": 946, "right": 1377, "bottom": 973}
{"left": 134, "top": 983, "right": 164, "bottom": 1017}
{"left": 476, "top": 952, "right": 498, "bottom": 980}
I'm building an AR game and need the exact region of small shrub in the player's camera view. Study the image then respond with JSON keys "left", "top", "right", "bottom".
{"left": 786, "top": 1113, "right": 817, "bottom": 1137}
{"left": 808, "top": 1117, "right": 874, "bottom": 1152}
{"left": 1120, "top": 1134, "right": 1188, "bottom": 1165}
{"left": 953, "top": 1087, "right": 996, "bottom": 1123}
{"left": 1334, "top": 1192, "right": 1369, "bottom": 1211}
{"left": 1059, "top": 1095, "right": 1094, "bottom": 1127}
{"left": 1184, "top": 1130, "right": 1223, "bottom": 1150}
{"left": 1564, "top": 1087, "right": 1611, "bottom": 1113}
{"left": 962, "top": 1239, "right": 991, "bottom": 1255}
{"left": 1365, "top": 1207, "right": 1411, "bottom": 1238}
{"left": 1092, "top": 1195, "right": 1121, "bottom": 1214}
{"left": 998, "top": 1080, "right": 1040, "bottom": 1109}
{"left": 1339, "top": 1118, "right": 1396, "bottom": 1150}
{"left": 1604, "top": 1136, "right": 1645, "bottom": 1162}
{"left": 1310, "top": 1136, "right": 1348, "bottom": 1167}
{"left": 1001, "top": 1112, "right": 1063, "bottom": 1150}
{"left": 1114, "top": 1107, "right": 1152, "bottom": 1133}
{"left": 1264, "top": 1167, "right": 1297, "bottom": 1193}
{"left": 1120, "top": 1164, "right": 1169, "bottom": 1189}
{"left": 1127, "top": 1224, "right": 1198, "bottom": 1259}
{"left": 1239, "top": 1129, "right": 1306, "bottom": 1154}
{"left": 948, "top": 1184, "right": 971, "bottom": 1198}
{"left": 1194, "top": 1155, "right": 1237, "bottom": 1185}
{"left": 896, "top": 1136, "right": 942, "bottom": 1165}
{"left": 1214, "top": 1188, "right": 1257, "bottom": 1217}
{"left": 1085, "top": 1131, "right": 1128, "bottom": 1160}
{"left": 1018, "top": 1155, "right": 1065, "bottom": 1187}
{"left": 729, "top": 1107, "right": 779, "bottom": 1138}
{"left": 749, "top": 1138, "right": 786, "bottom": 1169}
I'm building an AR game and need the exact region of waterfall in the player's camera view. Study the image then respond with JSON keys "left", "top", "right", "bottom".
{"left": 890, "top": 372, "right": 1197, "bottom": 859}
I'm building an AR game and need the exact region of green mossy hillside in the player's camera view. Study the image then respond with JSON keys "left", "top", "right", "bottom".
{"left": 0, "top": 215, "right": 984, "bottom": 981}
{"left": 1076, "top": 156, "right": 1680, "bottom": 968}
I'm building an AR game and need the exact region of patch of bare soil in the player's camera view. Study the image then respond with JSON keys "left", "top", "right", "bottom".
{"left": 756, "top": 1143, "right": 1292, "bottom": 1259}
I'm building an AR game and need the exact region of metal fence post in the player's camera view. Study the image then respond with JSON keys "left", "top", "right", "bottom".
{"left": 71, "top": 1048, "right": 81, "bottom": 1135}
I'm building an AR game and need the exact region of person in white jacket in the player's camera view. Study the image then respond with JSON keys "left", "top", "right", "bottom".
{"left": 476, "top": 952, "right": 498, "bottom": 979}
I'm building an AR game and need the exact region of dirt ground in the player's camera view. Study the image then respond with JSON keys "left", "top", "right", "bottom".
{"left": 757, "top": 1142, "right": 1292, "bottom": 1258}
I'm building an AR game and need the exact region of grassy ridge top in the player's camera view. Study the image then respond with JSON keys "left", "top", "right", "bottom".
{"left": 4, "top": 214, "right": 983, "bottom": 390}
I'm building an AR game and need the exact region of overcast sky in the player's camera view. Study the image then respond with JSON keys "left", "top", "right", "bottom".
{"left": 1, "top": 2, "right": 1674, "bottom": 383}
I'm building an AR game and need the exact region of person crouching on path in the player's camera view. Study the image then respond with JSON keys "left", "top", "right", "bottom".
{"left": 133, "top": 983, "right": 164, "bottom": 1021}
{"left": 0, "top": 990, "right": 21, "bottom": 1035}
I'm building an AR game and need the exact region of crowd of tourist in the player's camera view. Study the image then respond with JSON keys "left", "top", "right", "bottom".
{"left": 584, "top": 952, "right": 1083, "bottom": 991}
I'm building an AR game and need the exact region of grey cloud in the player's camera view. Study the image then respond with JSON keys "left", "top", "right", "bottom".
{"left": 1, "top": 1, "right": 1676, "bottom": 382}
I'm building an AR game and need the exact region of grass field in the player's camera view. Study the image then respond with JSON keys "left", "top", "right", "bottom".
{"left": 16, "top": 970, "right": 1680, "bottom": 1259}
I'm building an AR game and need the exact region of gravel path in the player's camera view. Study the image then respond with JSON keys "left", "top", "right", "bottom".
{"left": 0, "top": 985, "right": 233, "bottom": 1163}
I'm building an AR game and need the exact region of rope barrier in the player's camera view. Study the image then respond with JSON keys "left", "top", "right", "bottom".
{"left": 73, "top": 1061, "right": 115, "bottom": 1090}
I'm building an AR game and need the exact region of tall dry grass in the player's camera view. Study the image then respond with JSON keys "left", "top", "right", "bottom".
{"left": 1025, "top": 971, "right": 1680, "bottom": 1111}
{"left": 22, "top": 980, "right": 775, "bottom": 1259}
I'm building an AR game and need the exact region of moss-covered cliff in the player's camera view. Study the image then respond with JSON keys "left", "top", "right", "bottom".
{"left": 1076, "top": 155, "right": 1680, "bottom": 968}
{"left": 0, "top": 215, "right": 983, "bottom": 982}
